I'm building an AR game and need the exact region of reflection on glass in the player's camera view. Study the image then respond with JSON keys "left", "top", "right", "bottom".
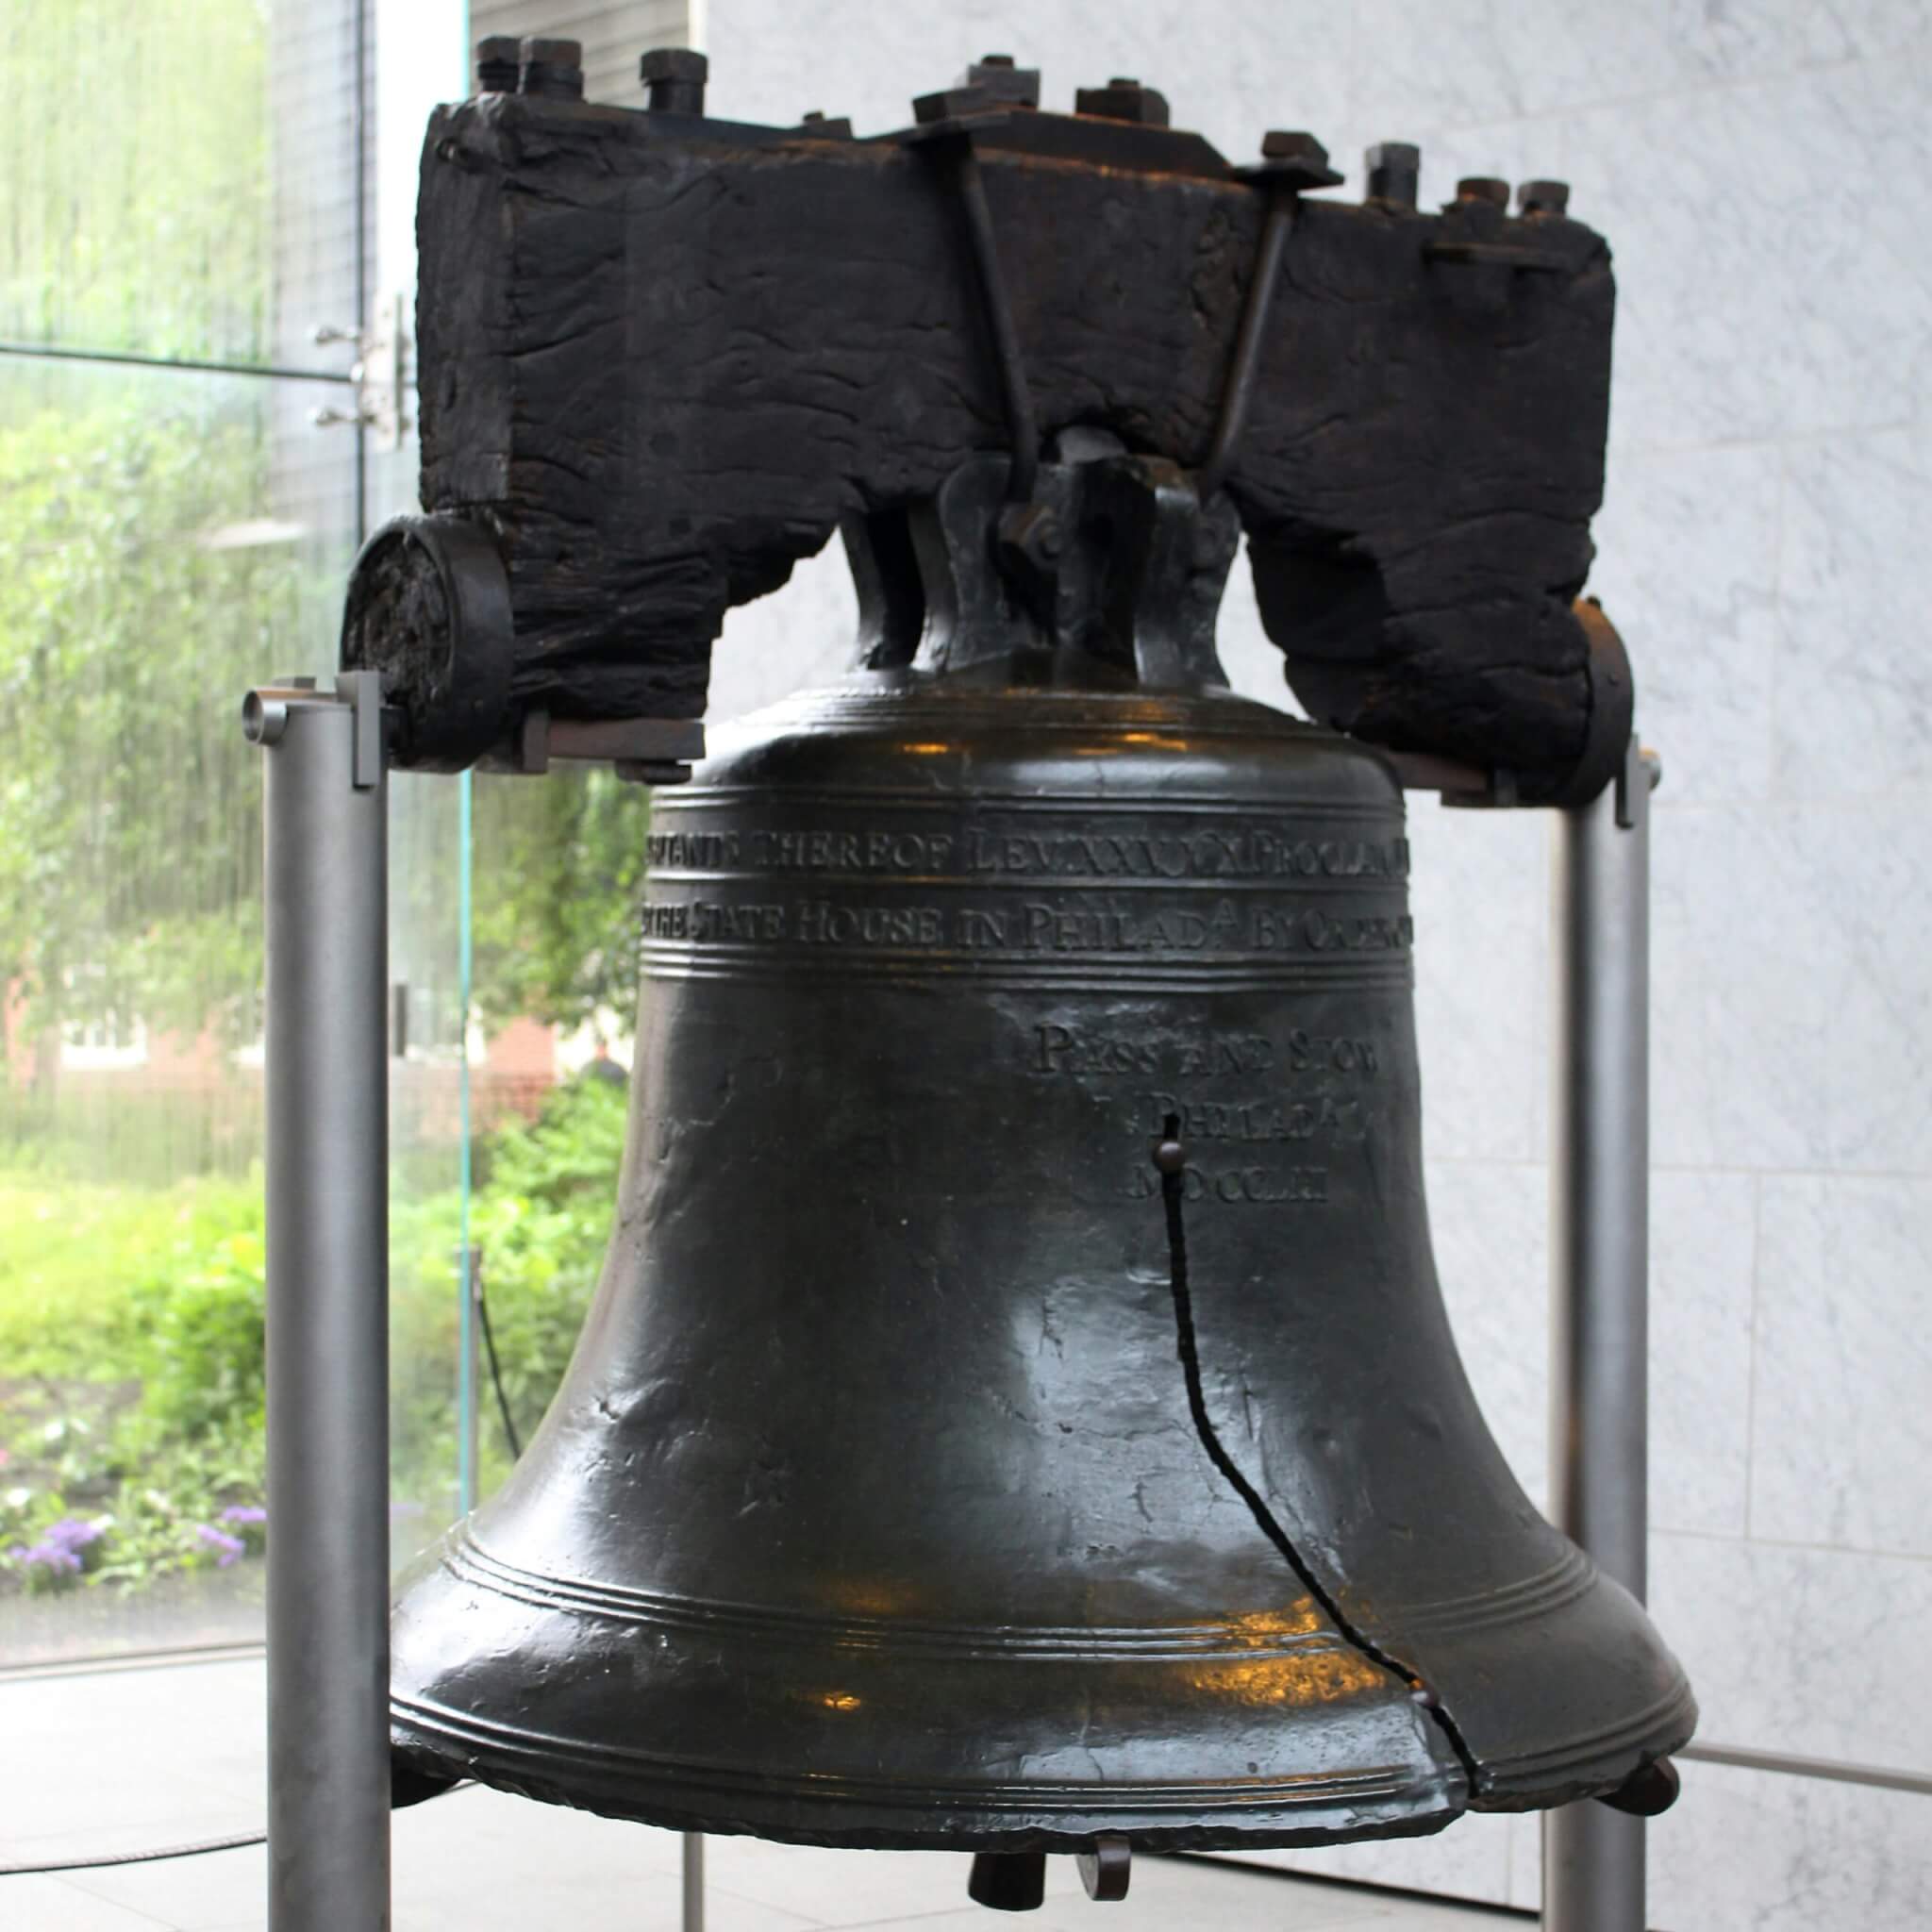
{"left": 0, "top": 0, "right": 362, "bottom": 374}
{"left": 382, "top": 767, "right": 651, "bottom": 1532}
{"left": 0, "top": 360, "right": 353, "bottom": 1662}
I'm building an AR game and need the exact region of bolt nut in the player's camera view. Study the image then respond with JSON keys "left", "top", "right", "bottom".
{"left": 999, "top": 502, "right": 1064, "bottom": 565}
{"left": 1364, "top": 141, "right": 1421, "bottom": 209}
{"left": 1262, "top": 129, "right": 1330, "bottom": 166}
{"left": 964, "top": 52, "right": 1041, "bottom": 108}
{"left": 914, "top": 85, "right": 991, "bottom": 125}
{"left": 1518, "top": 177, "right": 1571, "bottom": 217}
{"left": 520, "top": 37, "right": 583, "bottom": 101}
{"left": 641, "top": 45, "right": 708, "bottom": 113}
{"left": 475, "top": 36, "right": 520, "bottom": 93}
{"left": 1075, "top": 77, "right": 1171, "bottom": 126}
{"left": 1456, "top": 175, "right": 1511, "bottom": 208}
{"left": 1252, "top": 130, "right": 1343, "bottom": 192}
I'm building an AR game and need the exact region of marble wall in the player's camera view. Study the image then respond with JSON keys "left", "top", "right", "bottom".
{"left": 693, "top": 5, "right": 1932, "bottom": 1925}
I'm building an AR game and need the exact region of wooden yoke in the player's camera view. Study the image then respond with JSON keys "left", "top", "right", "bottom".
{"left": 344, "top": 48, "right": 1624, "bottom": 803}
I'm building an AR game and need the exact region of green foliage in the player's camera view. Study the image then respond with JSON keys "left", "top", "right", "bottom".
{"left": 0, "top": 0, "right": 272, "bottom": 361}
{"left": 125, "top": 1221, "right": 267, "bottom": 1441}
{"left": 388, "top": 1076, "right": 626, "bottom": 1496}
{"left": 0, "top": 384, "right": 312, "bottom": 1056}
{"left": 0, "top": 1073, "right": 632, "bottom": 1597}
{"left": 0, "top": 1172, "right": 258, "bottom": 1376}
{"left": 468, "top": 1075, "right": 625, "bottom": 1445}
{"left": 472, "top": 769, "right": 653, "bottom": 1034}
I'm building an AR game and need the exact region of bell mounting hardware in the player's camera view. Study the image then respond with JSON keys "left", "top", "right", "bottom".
{"left": 345, "top": 41, "right": 1629, "bottom": 804}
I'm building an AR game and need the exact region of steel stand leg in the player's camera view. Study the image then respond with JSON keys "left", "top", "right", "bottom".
{"left": 251, "top": 673, "right": 391, "bottom": 1932}
{"left": 1542, "top": 740, "right": 1656, "bottom": 1932}
{"left": 683, "top": 1832, "right": 705, "bottom": 1932}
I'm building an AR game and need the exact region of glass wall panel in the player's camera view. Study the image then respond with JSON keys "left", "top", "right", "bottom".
{"left": 0, "top": 358, "right": 354, "bottom": 1662}
{"left": 0, "top": 0, "right": 364, "bottom": 376}
{"left": 0, "top": 0, "right": 476, "bottom": 1679}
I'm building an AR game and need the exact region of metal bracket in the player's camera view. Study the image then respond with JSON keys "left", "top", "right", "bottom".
{"left": 1386, "top": 750, "right": 1517, "bottom": 808}
{"left": 494, "top": 710, "right": 706, "bottom": 787}
{"left": 1198, "top": 136, "right": 1342, "bottom": 500}
{"left": 908, "top": 111, "right": 1040, "bottom": 507}
{"left": 1614, "top": 738, "right": 1663, "bottom": 830}
{"left": 310, "top": 291, "right": 411, "bottom": 452}
{"left": 1424, "top": 237, "right": 1570, "bottom": 273}
{"left": 241, "top": 671, "right": 391, "bottom": 792}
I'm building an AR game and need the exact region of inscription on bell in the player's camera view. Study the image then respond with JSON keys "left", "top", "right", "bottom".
{"left": 1124, "top": 1161, "right": 1331, "bottom": 1205}
{"left": 1031, "top": 1025, "right": 1378, "bottom": 1078}
{"left": 1133, "top": 1092, "right": 1367, "bottom": 1147}
{"left": 645, "top": 820, "right": 1408, "bottom": 885}
{"left": 961, "top": 829, "right": 1409, "bottom": 881}
{"left": 645, "top": 827, "right": 959, "bottom": 874}
{"left": 643, "top": 892, "right": 1413, "bottom": 957}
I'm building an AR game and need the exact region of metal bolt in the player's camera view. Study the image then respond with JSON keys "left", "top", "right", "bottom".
{"left": 520, "top": 37, "right": 583, "bottom": 101}
{"left": 1456, "top": 175, "right": 1510, "bottom": 208}
{"left": 1075, "top": 77, "right": 1171, "bottom": 126}
{"left": 1252, "top": 131, "right": 1342, "bottom": 192}
{"left": 640, "top": 45, "right": 708, "bottom": 114}
{"left": 1153, "top": 1139, "right": 1187, "bottom": 1176}
{"left": 475, "top": 36, "right": 520, "bottom": 94}
{"left": 913, "top": 88, "right": 981, "bottom": 125}
{"left": 1364, "top": 141, "right": 1421, "bottom": 210}
{"left": 1518, "top": 177, "right": 1571, "bottom": 217}
{"left": 1262, "top": 129, "right": 1331, "bottom": 167}
{"left": 964, "top": 52, "right": 1040, "bottom": 108}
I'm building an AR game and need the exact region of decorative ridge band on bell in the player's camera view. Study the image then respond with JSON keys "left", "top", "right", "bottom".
{"left": 390, "top": 672, "right": 1693, "bottom": 1856}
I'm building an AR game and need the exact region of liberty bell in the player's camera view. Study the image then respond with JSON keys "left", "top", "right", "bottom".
{"left": 375, "top": 49, "right": 1692, "bottom": 1914}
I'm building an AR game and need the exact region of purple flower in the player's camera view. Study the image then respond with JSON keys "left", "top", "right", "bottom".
{"left": 16, "top": 1540, "right": 84, "bottom": 1575}
{"left": 195, "top": 1524, "right": 246, "bottom": 1568}
{"left": 44, "top": 1516, "right": 103, "bottom": 1551}
{"left": 219, "top": 1506, "right": 267, "bottom": 1526}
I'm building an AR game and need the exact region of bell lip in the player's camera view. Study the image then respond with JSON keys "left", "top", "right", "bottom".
{"left": 1465, "top": 1679, "right": 1699, "bottom": 1812}
{"left": 388, "top": 1517, "right": 1472, "bottom": 1852}
{"left": 389, "top": 1708, "right": 1470, "bottom": 1854}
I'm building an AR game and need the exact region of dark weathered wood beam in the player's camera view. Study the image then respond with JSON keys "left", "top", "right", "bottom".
{"left": 385, "top": 86, "right": 1616, "bottom": 794}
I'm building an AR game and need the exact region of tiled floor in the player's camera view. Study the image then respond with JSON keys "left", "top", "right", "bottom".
{"left": 0, "top": 1656, "right": 1510, "bottom": 1931}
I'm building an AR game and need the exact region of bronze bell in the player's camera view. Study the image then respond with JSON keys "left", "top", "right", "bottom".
{"left": 390, "top": 515, "right": 1694, "bottom": 1860}
{"left": 384, "top": 444, "right": 1684, "bottom": 1877}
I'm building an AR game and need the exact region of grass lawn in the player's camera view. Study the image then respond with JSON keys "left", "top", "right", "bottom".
{"left": 0, "top": 1171, "right": 260, "bottom": 1378}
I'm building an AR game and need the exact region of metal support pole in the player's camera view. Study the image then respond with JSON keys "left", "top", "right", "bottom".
{"left": 1543, "top": 738, "right": 1655, "bottom": 1932}
{"left": 458, "top": 1243, "right": 481, "bottom": 1515}
{"left": 682, "top": 1832, "right": 705, "bottom": 1932}
{"left": 251, "top": 672, "right": 391, "bottom": 1932}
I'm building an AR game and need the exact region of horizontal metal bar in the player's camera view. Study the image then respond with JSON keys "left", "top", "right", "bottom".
{"left": 0, "top": 1641, "right": 266, "bottom": 1686}
{"left": 0, "top": 340, "right": 357, "bottom": 384}
{"left": 1680, "top": 1742, "right": 1932, "bottom": 1798}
